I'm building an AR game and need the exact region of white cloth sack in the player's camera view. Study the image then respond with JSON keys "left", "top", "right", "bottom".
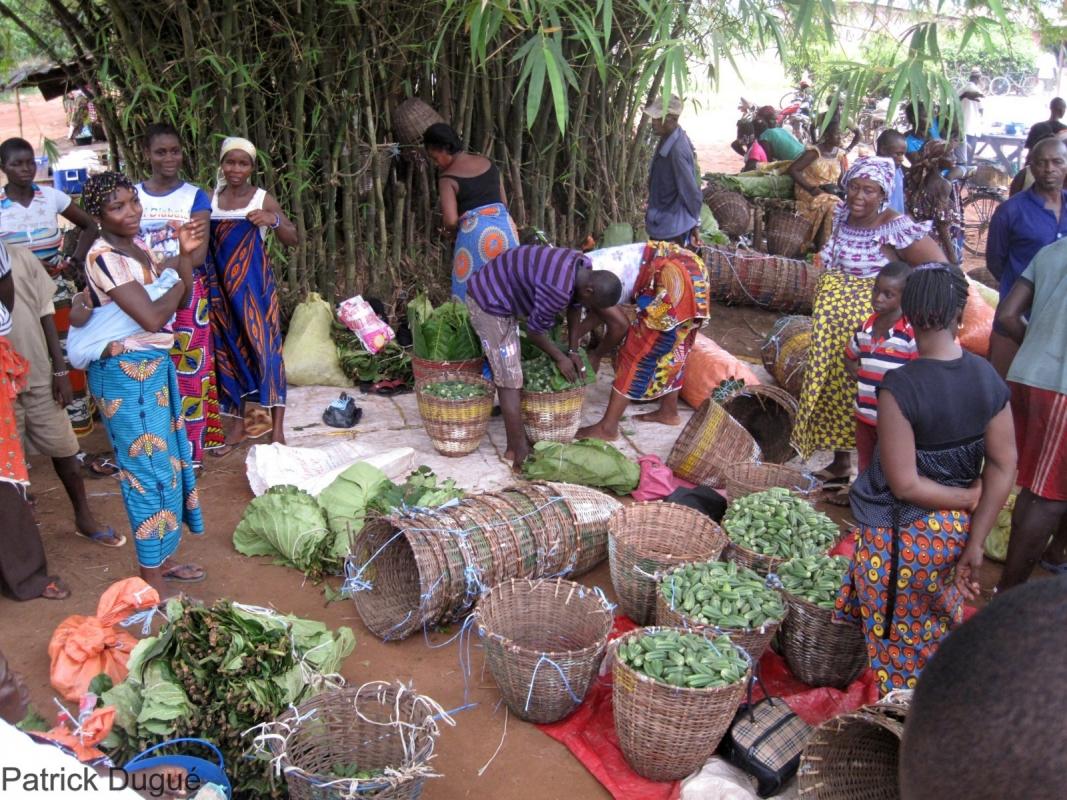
{"left": 681, "top": 756, "right": 800, "bottom": 799}
{"left": 245, "top": 442, "right": 415, "bottom": 497}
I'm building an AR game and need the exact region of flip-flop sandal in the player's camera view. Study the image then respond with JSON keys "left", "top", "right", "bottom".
{"left": 814, "top": 472, "right": 850, "bottom": 489}
{"left": 163, "top": 564, "right": 206, "bottom": 583}
{"left": 41, "top": 580, "right": 71, "bottom": 600}
{"left": 74, "top": 527, "right": 126, "bottom": 548}
{"left": 79, "top": 453, "right": 120, "bottom": 478}
{"left": 245, "top": 409, "right": 273, "bottom": 439}
{"left": 824, "top": 485, "right": 852, "bottom": 506}
{"left": 207, "top": 443, "right": 235, "bottom": 459}
{"left": 1039, "top": 559, "right": 1067, "bottom": 575}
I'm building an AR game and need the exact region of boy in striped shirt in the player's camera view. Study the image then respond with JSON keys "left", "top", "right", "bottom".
{"left": 844, "top": 261, "right": 917, "bottom": 475}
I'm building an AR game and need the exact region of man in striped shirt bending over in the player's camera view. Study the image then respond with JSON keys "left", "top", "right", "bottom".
{"left": 466, "top": 245, "right": 622, "bottom": 470}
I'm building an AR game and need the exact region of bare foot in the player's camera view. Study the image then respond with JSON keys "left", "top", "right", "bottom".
{"left": 270, "top": 430, "right": 286, "bottom": 445}
{"left": 504, "top": 445, "right": 530, "bottom": 472}
{"left": 576, "top": 423, "right": 620, "bottom": 441}
{"left": 633, "top": 408, "right": 682, "bottom": 426}
{"left": 40, "top": 579, "right": 71, "bottom": 600}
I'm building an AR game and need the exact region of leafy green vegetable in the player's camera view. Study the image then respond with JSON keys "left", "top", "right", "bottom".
{"left": 367, "top": 465, "right": 465, "bottom": 515}
{"left": 332, "top": 321, "right": 413, "bottom": 386}
{"left": 232, "top": 486, "right": 335, "bottom": 579}
{"left": 522, "top": 349, "right": 595, "bottom": 393}
{"left": 317, "top": 462, "right": 391, "bottom": 553}
{"left": 422, "top": 380, "right": 489, "bottom": 399}
{"left": 414, "top": 300, "right": 481, "bottom": 361}
{"left": 522, "top": 439, "right": 640, "bottom": 495}
{"left": 407, "top": 292, "right": 434, "bottom": 358}
{"left": 16, "top": 707, "right": 49, "bottom": 733}
{"left": 88, "top": 673, "right": 114, "bottom": 696}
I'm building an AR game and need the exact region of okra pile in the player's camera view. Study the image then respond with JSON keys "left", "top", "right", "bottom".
{"left": 615, "top": 629, "right": 748, "bottom": 688}
{"left": 723, "top": 487, "right": 839, "bottom": 559}
{"left": 777, "top": 554, "right": 850, "bottom": 609}
{"left": 661, "top": 560, "right": 785, "bottom": 630}
{"left": 421, "top": 380, "right": 489, "bottom": 400}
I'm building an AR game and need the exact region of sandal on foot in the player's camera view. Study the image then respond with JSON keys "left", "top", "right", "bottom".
{"left": 74, "top": 527, "right": 126, "bottom": 548}
{"left": 245, "top": 408, "right": 273, "bottom": 439}
{"left": 824, "top": 485, "right": 852, "bottom": 506}
{"left": 163, "top": 564, "right": 206, "bottom": 583}
{"left": 41, "top": 580, "right": 71, "bottom": 600}
{"left": 207, "top": 443, "right": 235, "bottom": 459}
{"left": 814, "top": 470, "right": 850, "bottom": 489}
{"left": 79, "top": 453, "right": 120, "bottom": 478}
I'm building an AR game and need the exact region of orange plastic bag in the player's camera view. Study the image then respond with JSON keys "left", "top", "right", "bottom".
{"left": 48, "top": 578, "right": 160, "bottom": 701}
{"left": 680, "top": 333, "right": 761, "bottom": 409}
{"left": 38, "top": 704, "right": 116, "bottom": 762}
{"left": 959, "top": 282, "right": 994, "bottom": 358}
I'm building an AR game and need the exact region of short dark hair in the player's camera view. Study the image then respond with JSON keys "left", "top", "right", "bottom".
{"left": 902, "top": 263, "right": 968, "bottom": 331}
{"left": 1031, "top": 136, "right": 1067, "bottom": 161}
{"left": 143, "top": 122, "right": 182, "bottom": 149}
{"left": 876, "top": 128, "right": 906, "bottom": 154}
{"left": 877, "top": 260, "right": 912, "bottom": 284}
{"left": 422, "top": 123, "right": 463, "bottom": 154}
{"left": 900, "top": 576, "right": 1067, "bottom": 800}
{"left": 1051, "top": 97, "right": 1065, "bottom": 111}
{"left": 0, "top": 137, "right": 34, "bottom": 165}
{"left": 737, "top": 119, "right": 755, "bottom": 137}
{"left": 586, "top": 270, "right": 624, "bottom": 308}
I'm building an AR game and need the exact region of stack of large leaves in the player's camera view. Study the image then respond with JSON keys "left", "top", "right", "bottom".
{"left": 408, "top": 294, "right": 481, "bottom": 361}
{"left": 366, "top": 465, "right": 465, "bottom": 515}
{"left": 101, "top": 598, "right": 355, "bottom": 798}
{"left": 522, "top": 439, "right": 640, "bottom": 495}
{"left": 332, "top": 322, "right": 413, "bottom": 386}
{"left": 521, "top": 350, "right": 596, "bottom": 393}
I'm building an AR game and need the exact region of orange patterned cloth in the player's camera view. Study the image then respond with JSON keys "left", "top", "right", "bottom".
{"left": 0, "top": 335, "right": 29, "bottom": 485}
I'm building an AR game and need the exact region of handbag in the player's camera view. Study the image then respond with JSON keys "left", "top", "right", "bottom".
{"left": 721, "top": 695, "right": 812, "bottom": 797}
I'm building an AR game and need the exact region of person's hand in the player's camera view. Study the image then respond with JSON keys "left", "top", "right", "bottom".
{"left": 569, "top": 351, "right": 587, "bottom": 381}
{"left": 954, "top": 542, "right": 984, "bottom": 601}
{"left": 555, "top": 354, "right": 579, "bottom": 383}
{"left": 177, "top": 218, "right": 207, "bottom": 255}
{"left": 967, "top": 478, "right": 983, "bottom": 511}
{"left": 247, "top": 209, "right": 277, "bottom": 228}
{"left": 52, "top": 373, "right": 73, "bottom": 407}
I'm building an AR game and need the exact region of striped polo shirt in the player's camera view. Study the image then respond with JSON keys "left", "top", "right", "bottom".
{"left": 467, "top": 245, "right": 590, "bottom": 335}
{"left": 846, "top": 313, "right": 917, "bottom": 426}
{"left": 0, "top": 183, "right": 72, "bottom": 261}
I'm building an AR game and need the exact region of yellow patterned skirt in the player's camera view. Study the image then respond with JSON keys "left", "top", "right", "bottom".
{"left": 792, "top": 271, "right": 875, "bottom": 457}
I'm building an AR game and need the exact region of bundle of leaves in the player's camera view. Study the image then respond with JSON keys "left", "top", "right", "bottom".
{"left": 367, "top": 465, "right": 465, "bottom": 515}
{"left": 101, "top": 599, "right": 355, "bottom": 799}
{"left": 332, "top": 322, "right": 414, "bottom": 386}
{"left": 408, "top": 294, "right": 481, "bottom": 361}
{"left": 521, "top": 349, "right": 596, "bottom": 393}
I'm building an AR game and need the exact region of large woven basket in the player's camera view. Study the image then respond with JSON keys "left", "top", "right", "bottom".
{"left": 720, "top": 384, "right": 798, "bottom": 464}
{"left": 536, "top": 481, "right": 621, "bottom": 576}
{"left": 667, "top": 398, "right": 761, "bottom": 487}
{"left": 760, "top": 315, "right": 812, "bottom": 398}
{"left": 415, "top": 372, "right": 494, "bottom": 457}
{"left": 521, "top": 385, "right": 586, "bottom": 443}
{"left": 765, "top": 209, "right": 813, "bottom": 259}
{"left": 700, "top": 245, "right": 824, "bottom": 314}
{"left": 797, "top": 703, "right": 907, "bottom": 798}
{"left": 721, "top": 535, "right": 787, "bottom": 578}
{"left": 474, "top": 578, "right": 614, "bottom": 723}
{"left": 706, "top": 190, "right": 752, "bottom": 238}
{"left": 607, "top": 502, "right": 728, "bottom": 625}
{"left": 410, "top": 354, "right": 484, "bottom": 382}
{"left": 394, "top": 97, "right": 445, "bottom": 146}
{"left": 612, "top": 626, "right": 750, "bottom": 781}
{"left": 724, "top": 462, "right": 821, "bottom": 501}
{"left": 271, "top": 682, "right": 444, "bottom": 800}
{"left": 654, "top": 565, "right": 785, "bottom": 662}
{"left": 780, "top": 591, "right": 869, "bottom": 689}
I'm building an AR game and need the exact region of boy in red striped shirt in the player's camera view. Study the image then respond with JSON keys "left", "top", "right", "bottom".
{"left": 844, "top": 261, "right": 917, "bottom": 475}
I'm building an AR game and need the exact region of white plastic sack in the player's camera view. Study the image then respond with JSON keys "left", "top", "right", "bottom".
{"left": 245, "top": 442, "right": 415, "bottom": 497}
{"left": 680, "top": 757, "right": 763, "bottom": 800}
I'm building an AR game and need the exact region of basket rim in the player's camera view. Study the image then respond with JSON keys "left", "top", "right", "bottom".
{"left": 519, "top": 383, "right": 588, "bottom": 399}
{"left": 415, "top": 371, "right": 493, "bottom": 390}
{"left": 657, "top": 564, "right": 787, "bottom": 633}
{"left": 782, "top": 587, "right": 859, "bottom": 624}
{"left": 410, "top": 354, "right": 484, "bottom": 366}
{"left": 611, "top": 625, "right": 752, "bottom": 694}
{"left": 721, "top": 530, "right": 787, "bottom": 565}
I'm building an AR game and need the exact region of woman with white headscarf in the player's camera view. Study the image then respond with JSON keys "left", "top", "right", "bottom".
{"left": 793, "top": 157, "right": 945, "bottom": 494}
{"left": 208, "top": 137, "right": 298, "bottom": 445}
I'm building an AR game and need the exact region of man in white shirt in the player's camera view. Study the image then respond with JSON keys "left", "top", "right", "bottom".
{"left": 960, "top": 68, "right": 984, "bottom": 164}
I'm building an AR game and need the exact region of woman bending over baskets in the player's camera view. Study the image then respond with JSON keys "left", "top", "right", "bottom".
{"left": 836, "top": 264, "right": 1016, "bottom": 694}
{"left": 424, "top": 123, "right": 519, "bottom": 300}
{"left": 792, "top": 157, "right": 945, "bottom": 494}
{"left": 787, "top": 115, "right": 849, "bottom": 251}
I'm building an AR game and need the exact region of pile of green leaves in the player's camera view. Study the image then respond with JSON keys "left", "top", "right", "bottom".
{"left": 522, "top": 350, "right": 595, "bottom": 393}
{"left": 408, "top": 294, "right": 481, "bottom": 361}
{"left": 522, "top": 439, "right": 640, "bottom": 495}
{"left": 101, "top": 599, "right": 355, "bottom": 799}
{"left": 332, "top": 323, "right": 413, "bottom": 386}
{"left": 367, "top": 465, "right": 465, "bottom": 515}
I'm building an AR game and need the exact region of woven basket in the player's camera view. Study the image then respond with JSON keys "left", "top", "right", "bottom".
{"left": 720, "top": 384, "right": 798, "bottom": 464}
{"left": 780, "top": 591, "right": 869, "bottom": 689}
{"left": 475, "top": 578, "right": 614, "bottom": 723}
{"left": 415, "top": 372, "right": 493, "bottom": 457}
{"left": 721, "top": 537, "right": 787, "bottom": 578}
{"left": 700, "top": 245, "right": 824, "bottom": 314}
{"left": 706, "top": 191, "right": 752, "bottom": 238}
{"left": 271, "top": 683, "right": 443, "bottom": 800}
{"left": 612, "top": 626, "right": 749, "bottom": 780}
{"left": 410, "top": 355, "right": 484, "bottom": 383}
{"left": 765, "top": 209, "right": 812, "bottom": 259}
{"left": 667, "top": 398, "right": 761, "bottom": 487}
{"left": 521, "top": 385, "right": 586, "bottom": 443}
{"left": 357, "top": 144, "right": 395, "bottom": 196}
{"left": 537, "top": 482, "right": 621, "bottom": 576}
{"left": 393, "top": 97, "right": 445, "bottom": 146}
{"left": 797, "top": 705, "right": 906, "bottom": 798}
{"left": 760, "top": 315, "right": 812, "bottom": 398}
{"left": 607, "top": 502, "right": 728, "bottom": 624}
{"left": 724, "top": 462, "right": 821, "bottom": 501}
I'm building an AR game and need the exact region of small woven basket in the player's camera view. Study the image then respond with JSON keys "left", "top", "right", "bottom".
{"left": 415, "top": 372, "right": 494, "bottom": 457}
{"left": 521, "top": 385, "right": 586, "bottom": 443}
{"left": 706, "top": 190, "right": 752, "bottom": 238}
{"left": 720, "top": 384, "right": 798, "bottom": 464}
{"left": 410, "top": 354, "right": 484, "bottom": 382}
{"left": 612, "top": 626, "right": 750, "bottom": 781}
{"left": 724, "top": 462, "right": 821, "bottom": 501}
{"left": 393, "top": 97, "right": 446, "bottom": 146}
{"left": 760, "top": 315, "right": 812, "bottom": 398}
{"left": 607, "top": 502, "right": 728, "bottom": 625}
{"left": 667, "top": 398, "right": 761, "bottom": 487}
{"left": 797, "top": 704, "right": 907, "bottom": 798}
{"left": 474, "top": 577, "right": 614, "bottom": 723}
{"left": 765, "top": 209, "right": 813, "bottom": 258}
{"left": 780, "top": 591, "right": 869, "bottom": 690}
{"left": 271, "top": 682, "right": 444, "bottom": 800}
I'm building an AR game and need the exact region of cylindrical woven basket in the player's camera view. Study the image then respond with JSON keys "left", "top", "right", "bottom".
{"left": 700, "top": 245, "right": 824, "bottom": 314}
{"left": 720, "top": 384, "right": 798, "bottom": 464}
{"left": 271, "top": 682, "right": 444, "bottom": 800}
{"left": 410, "top": 354, "right": 484, "bottom": 382}
{"left": 474, "top": 578, "right": 614, "bottom": 723}
{"left": 724, "top": 462, "right": 821, "bottom": 501}
{"left": 721, "top": 536, "right": 786, "bottom": 578}
{"left": 536, "top": 481, "right": 621, "bottom": 576}
{"left": 706, "top": 190, "right": 752, "bottom": 238}
{"left": 521, "top": 385, "right": 586, "bottom": 443}
{"left": 415, "top": 372, "right": 493, "bottom": 457}
{"left": 780, "top": 591, "right": 869, "bottom": 689}
{"left": 393, "top": 97, "right": 445, "bottom": 146}
{"left": 607, "top": 502, "right": 728, "bottom": 624}
{"left": 357, "top": 144, "right": 395, "bottom": 196}
{"left": 612, "top": 626, "right": 750, "bottom": 781}
{"left": 765, "top": 209, "right": 813, "bottom": 259}
{"left": 760, "top": 316, "right": 812, "bottom": 398}
{"left": 667, "top": 398, "right": 761, "bottom": 487}
{"left": 797, "top": 706, "right": 906, "bottom": 798}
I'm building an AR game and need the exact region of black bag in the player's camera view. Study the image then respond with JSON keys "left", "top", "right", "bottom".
{"left": 664, "top": 485, "right": 727, "bottom": 522}
{"left": 322, "top": 392, "right": 362, "bottom": 428}
{"left": 721, "top": 696, "right": 812, "bottom": 797}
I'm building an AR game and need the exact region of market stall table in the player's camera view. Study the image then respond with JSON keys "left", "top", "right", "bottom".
{"left": 973, "top": 133, "right": 1026, "bottom": 175}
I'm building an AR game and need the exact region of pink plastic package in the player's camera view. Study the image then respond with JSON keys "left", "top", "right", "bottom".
{"left": 338, "top": 295, "right": 395, "bottom": 354}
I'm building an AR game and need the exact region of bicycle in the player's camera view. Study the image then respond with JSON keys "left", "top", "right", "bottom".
{"left": 989, "top": 72, "right": 1040, "bottom": 96}
{"left": 960, "top": 164, "right": 1008, "bottom": 258}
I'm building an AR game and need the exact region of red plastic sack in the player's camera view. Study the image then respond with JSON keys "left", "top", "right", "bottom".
{"left": 48, "top": 578, "right": 160, "bottom": 701}
{"left": 959, "top": 282, "right": 994, "bottom": 358}
{"left": 680, "top": 333, "right": 761, "bottom": 410}
{"left": 632, "top": 455, "right": 696, "bottom": 502}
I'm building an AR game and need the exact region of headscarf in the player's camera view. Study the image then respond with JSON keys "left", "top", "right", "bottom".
{"left": 905, "top": 138, "right": 951, "bottom": 200}
{"left": 842, "top": 157, "right": 896, "bottom": 211}
{"left": 81, "top": 171, "right": 137, "bottom": 218}
{"left": 216, "top": 136, "right": 257, "bottom": 190}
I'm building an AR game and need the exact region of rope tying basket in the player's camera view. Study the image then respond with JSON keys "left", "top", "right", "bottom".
{"left": 706, "top": 190, "right": 752, "bottom": 238}
{"left": 667, "top": 398, "right": 761, "bottom": 487}
{"left": 612, "top": 627, "right": 750, "bottom": 781}
{"left": 724, "top": 462, "right": 821, "bottom": 501}
{"left": 607, "top": 502, "right": 728, "bottom": 624}
{"left": 410, "top": 355, "right": 485, "bottom": 383}
{"left": 474, "top": 578, "right": 614, "bottom": 723}
{"left": 765, "top": 209, "right": 813, "bottom": 259}
{"left": 780, "top": 590, "right": 869, "bottom": 690}
{"left": 700, "top": 245, "right": 824, "bottom": 314}
{"left": 393, "top": 97, "right": 445, "bottom": 146}
{"left": 267, "top": 682, "right": 451, "bottom": 800}
{"left": 521, "top": 384, "right": 587, "bottom": 443}
{"left": 415, "top": 372, "right": 493, "bottom": 457}
{"left": 719, "top": 384, "right": 798, "bottom": 464}
{"left": 760, "top": 315, "right": 812, "bottom": 399}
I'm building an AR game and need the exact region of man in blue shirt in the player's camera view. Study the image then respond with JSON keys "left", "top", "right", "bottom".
{"left": 877, "top": 129, "right": 908, "bottom": 214}
{"left": 986, "top": 136, "right": 1067, "bottom": 376}
{"left": 644, "top": 94, "right": 703, "bottom": 246}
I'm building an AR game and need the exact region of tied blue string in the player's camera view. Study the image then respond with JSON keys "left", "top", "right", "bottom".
{"left": 524, "top": 655, "right": 582, "bottom": 713}
{"left": 341, "top": 530, "right": 404, "bottom": 597}
{"left": 120, "top": 607, "right": 162, "bottom": 636}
